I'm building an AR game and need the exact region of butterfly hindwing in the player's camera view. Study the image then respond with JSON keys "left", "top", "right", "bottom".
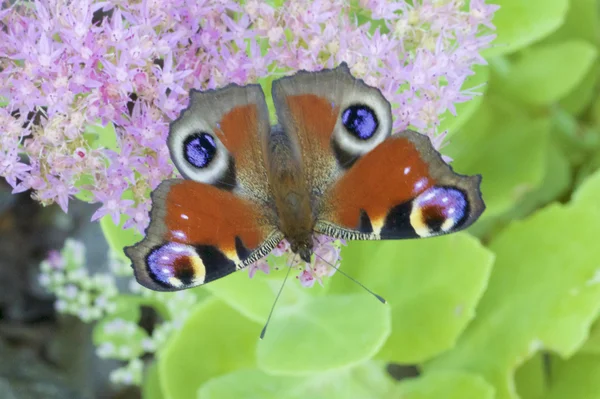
{"left": 125, "top": 179, "right": 282, "bottom": 291}
{"left": 315, "top": 130, "right": 484, "bottom": 240}
{"left": 126, "top": 84, "right": 282, "bottom": 291}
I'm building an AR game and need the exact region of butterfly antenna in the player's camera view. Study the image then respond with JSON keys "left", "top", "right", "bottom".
{"left": 260, "top": 256, "right": 295, "bottom": 340}
{"left": 314, "top": 252, "right": 387, "bottom": 304}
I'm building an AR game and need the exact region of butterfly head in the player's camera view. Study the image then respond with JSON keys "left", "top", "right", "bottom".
{"left": 289, "top": 237, "right": 313, "bottom": 263}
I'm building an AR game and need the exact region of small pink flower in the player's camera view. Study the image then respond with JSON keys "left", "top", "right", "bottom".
{"left": 47, "top": 250, "right": 65, "bottom": 270}
{"left": 73, "top": 147, "right": 87, "bottom": 160}
{"left": 297, "top": 267, "right": 316, "bottom": 288}
{"left": 271, "top": 239, "right": 291, "bottom": 257}
{"left": 248, "top": 259, "right": 270, "bottom": 279}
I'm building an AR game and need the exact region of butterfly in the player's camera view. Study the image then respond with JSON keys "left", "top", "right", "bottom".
{"left": 125, "top": 63, "right": 485, "bottom": 292}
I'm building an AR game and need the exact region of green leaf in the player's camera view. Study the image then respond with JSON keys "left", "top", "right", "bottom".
{"left": 581, "top": 318, "right": 600, "bottom": 355}
{"left": 205, "top": 255, "right": 333, "bottom": 324}
{"left": 330, "top": 233, "right": 494, "bottom": 363}
{"left": 142, "top": 362, "right": 165, "bottom": 399}
{"left": 558, "top": 62, "right": 600, "bottom": 116}
{"left": 426, "top": 170, "right": 600, "bottom": 398}
{"left": 439, "top": 65, "right": 490, "bottom": 139}
{"left": 500, "top": 41, "right": 598, "bottom": 106}
{"left": 515, "top": 353, "right": 548, "bottom": 399}
{"left": 571, "top": 167, "right": 600, "bottom": 207}
{"left": 159, "top": 297, "right": 259, "bottom": 399}
{"left": 99, "top": 214, "right": 143, "bottom": 262}
{"left": 542, "top": 354, "right": 600, "bottom": 399}
{"left": 204, "top": 264, "right": 308, "bottom": 324}
{"left": 550, "top": 108, "right": 599, "bottom": 167}
{"left": 84, "top": 121, "right": 119, "bottom": 151}
{"left": 256, "top": 293, "right": 391, "bottom": 374}
{"left": 445, "top": 95, "right": 550, "bottom": 233}
{"left": 198, "top": 362, "right": 398, "bottom": 399}
{"left": 257, "top": 74, "right": 277, "bottom": 121}
{"left": 396, "top": 371, "right": 495, "bottom": 399}
{"left": 500, "top": 141, "right": 571, "bottom": 224}
{"left": 483, "top": 0, "right": 568, "bottom": 58}
{"left": 73, "top": 173, "right": 95, "bottom": 202}
{"left": 545, "top": 0, "right": 600, "bottom": 45}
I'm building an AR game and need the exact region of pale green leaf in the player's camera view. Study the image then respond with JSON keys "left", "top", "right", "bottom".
{"left": 159, "top": 297, "right": 259, "bottom": 399}
{"left": 542, "top": 354, "right": 600, "bottom": 399}
{"left": 426, "top": 170, "right": 600, "bottom": 398}
{"left": 84, "top": 121, "right": 119, "bottom": 151}
{"left": 515, "top": 353, "right": 548, "bottom": 399}
{"left": 256, "top": 293, "right": 391, "bottom": 374}
{"left": 198, "top": 362, "right": 397, "bottom": 399}
{"left": 99, "top": 214, "right": 143, "bottom": 262}
{"left": 330, "top": 233, "right": 493, "bottom": 363}
{"left": 397, "top": 371, "right": 495, "bottom": 399}
{"left": 445, "top": 95, "right": 550, "bottom": 233}
{"left": 545, "top": 0, "right": 600, "bottom": 45}
{"left": 500, "top": 41, "right": 598, "bottom": 105}
{"left": 204, "top": 264, "right": 316, "bottom": 324}
{"left": 580, "top": 318, "right": 600, "bottom": 355}
{"left": 142, "top": 362, "right": 165, "bottom": 399}
{"left": 483, "top": 0, "right": 568, "bottom": 58}
{"left": 558, "top": 62, "right": 600, "bottom": 116}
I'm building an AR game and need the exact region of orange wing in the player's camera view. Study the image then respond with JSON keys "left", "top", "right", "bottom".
{"left": 126, "top": 83, "right": 282, "bottom": 291}
{"left": 315, "top": 131, "right": 484, "bottom": 240}
{"left": 125, "top": 180, "right": 282, "bottom": 291}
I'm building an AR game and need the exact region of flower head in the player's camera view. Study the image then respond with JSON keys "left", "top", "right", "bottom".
{"left": 3, "top": 0, "right": 497, "bottom": 285}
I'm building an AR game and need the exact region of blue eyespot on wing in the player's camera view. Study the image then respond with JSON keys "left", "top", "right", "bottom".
{"left": 342, "top": 104, "right": 379, "bottom": 140}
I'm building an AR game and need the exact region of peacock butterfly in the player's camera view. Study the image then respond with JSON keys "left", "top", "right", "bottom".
{"left": 125, "top": 63, "right": 485, "bottom": 291}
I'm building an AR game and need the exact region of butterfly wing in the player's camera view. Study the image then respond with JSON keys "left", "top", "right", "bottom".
{"left": 126, "top": 84, "right": 282, "bottom": 291}
{"left": 272, "top": 63, "right": 484, "bottom": 240}
{"left": 315, "top": 130, "right": 484, "bottom": 239}
{"left": 272, "top": 63, "right": 393, "bottom": 199}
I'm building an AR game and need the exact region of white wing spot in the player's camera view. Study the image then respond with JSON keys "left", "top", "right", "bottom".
{"left": 173, "top": 230, "right": 187, "bottom": 240}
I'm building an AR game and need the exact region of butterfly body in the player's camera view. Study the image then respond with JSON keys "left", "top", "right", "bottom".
{"left": 267, "top": 126, "right": 315, "bottom": 262}
{"left": 125, "top": 63, "right": 485, "bottom": 292}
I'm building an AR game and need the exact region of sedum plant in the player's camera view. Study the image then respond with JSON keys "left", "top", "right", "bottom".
{"left": 3, "top": 0, "right": 600, "bottom": 398}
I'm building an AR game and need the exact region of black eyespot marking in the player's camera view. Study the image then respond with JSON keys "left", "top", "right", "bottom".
{"left": 183, "top": 132, "right": 216, "bottom": 168}
{"left": 235, "top": 236, "right": 251, "bottom": 261}
{"left": 342, "top": 104, "right": 378, "bottom": 140}
{"left": 357, "top": 209, "right": 374, "bottom": 234}
{"left": 194, "top": 245, "right": 237, "bottom": 282}
{"left": 380, "top": 201, "right": 418, "bottom": 239}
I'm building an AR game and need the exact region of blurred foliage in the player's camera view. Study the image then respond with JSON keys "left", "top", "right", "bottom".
{"left": 91, "top": 0, "right": 600, "bottom": 397}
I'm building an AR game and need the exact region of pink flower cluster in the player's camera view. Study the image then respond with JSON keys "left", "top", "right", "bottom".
{"left": 248, "top": 234, "right": 345, "bottom": 287}
{"left": 0, "top": 0, "right": 497, "bottom": 233}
